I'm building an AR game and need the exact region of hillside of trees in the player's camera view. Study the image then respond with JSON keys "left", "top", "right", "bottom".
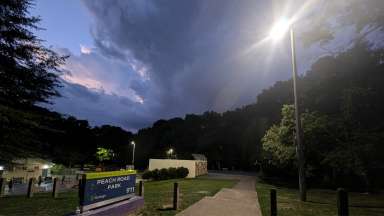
{"left": 135, "top": 43, "right": 384, "bottom": 190}
{"left": 1, "top": 0, "right": 383, "bottom": 191}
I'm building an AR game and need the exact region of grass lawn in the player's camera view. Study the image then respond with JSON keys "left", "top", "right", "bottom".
{"left": 0, "top": 191, "right": 78, "bottom": 216}
{"left": 140, "top": 178, "right": 236, "bottom": 216}
{"left": 256, "top": 179, "right": 384, "bottom": 216}
{"left": 0, "top": 178, "right": 236, "bottom": 216}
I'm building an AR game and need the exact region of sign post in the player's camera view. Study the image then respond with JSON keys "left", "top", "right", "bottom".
{"left": 79, "top": 170, "right": 137, "bottom": 213}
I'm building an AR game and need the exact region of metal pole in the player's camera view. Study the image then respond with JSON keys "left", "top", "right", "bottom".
{"left": 337, "top": 188, "right": 349, "bottom": 216}
{"left": 139, "top": 180, "right": 144, "bottom": 197}
{"left": 173, "top": 182, "right": 180, "bottom": 210}
{"left": 270, "top": 189, "right": 277, "bottom": 216}
{"left": 132, "top": 143, "right": 135, "bottom": 166}
{"left": 290, "top": 26, "right": 306, "bottom": 202}
{"left": 52, "top": 177, "right": 59, "bottom": 198}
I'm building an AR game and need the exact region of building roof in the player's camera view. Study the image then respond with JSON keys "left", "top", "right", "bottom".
{"left": 191, "top": 154, "right": 207, "bottom": 161}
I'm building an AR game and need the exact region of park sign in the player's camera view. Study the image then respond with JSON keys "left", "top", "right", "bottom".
{"left": 79, "top": 170, "right": 137, "bottom": 212}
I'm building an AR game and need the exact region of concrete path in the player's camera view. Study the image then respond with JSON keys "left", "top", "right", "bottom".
{"left": 176, "top": 173, "right": 262, "bottom": 216}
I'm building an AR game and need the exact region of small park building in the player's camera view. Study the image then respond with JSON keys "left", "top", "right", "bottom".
{"left": 149, "top": 154, "right": 208, "bottom": 178}
{"left": 0, "top": 158, "right": 53, "bottom": 183}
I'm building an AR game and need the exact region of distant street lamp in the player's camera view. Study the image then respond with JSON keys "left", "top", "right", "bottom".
{"left": 167, "top": 148, "right": 174, "bottom": 159}
{"left": 269, "top": 18, "right": 306, "bottom": 201}
{"left": 131, "top": 141, "right": 136, "bottom": 167}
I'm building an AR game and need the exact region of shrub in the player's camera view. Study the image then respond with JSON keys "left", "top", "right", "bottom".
{"left": 142, "top": 170, "right": 152, "bottom": 179}
{"left": 176, "top": 167, "right": 189, "bottom": 178}
{"left": 141, "top": 167, "right": 189, "bottom": 180}
{"left": 159, "top": 168, "right": 169, "bottom": 180}
{"left": 151, "top": 169, "right": 160, "bottom": 180}
{"left": 168, "top": 167, "right": 178, "bottom": 179}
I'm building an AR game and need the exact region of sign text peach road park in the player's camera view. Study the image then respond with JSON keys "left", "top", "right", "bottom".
{"left": 79, "top": 170, "right": 136, "bottom": 212}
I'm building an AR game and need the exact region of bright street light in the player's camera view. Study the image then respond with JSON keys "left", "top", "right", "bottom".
{"left": 167, "top": 148, "right": 174, "bottom": 158}
{"left": 167, "top": 148, "right": 173, "bottom": 154}
{"left": 269, "top": 18, "right": 291, "bottom": 41}
{"left": 130, "top": 141, "right": 136, "bottom": 167}
{"left": 269, "top": 18, "right": 307, "bottom": 202}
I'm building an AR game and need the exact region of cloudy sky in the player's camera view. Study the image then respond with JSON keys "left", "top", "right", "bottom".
{"left": 31, "top": 0, "right": 360, "bottom": 131}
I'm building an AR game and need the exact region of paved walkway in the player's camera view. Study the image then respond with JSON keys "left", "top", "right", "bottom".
{"left": 176, "top": 173, "right": 262, "bottom": 216}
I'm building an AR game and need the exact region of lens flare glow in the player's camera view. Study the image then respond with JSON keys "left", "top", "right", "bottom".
{"left": 269, "top": 18, "right": 291, "bottom": 41}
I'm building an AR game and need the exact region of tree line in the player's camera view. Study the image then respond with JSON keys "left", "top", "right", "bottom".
{"left": 134, "top": 43, "right": 384, "bottom": 192}
{"left": 1, "top": 0, "right": 383, "bottom": 191}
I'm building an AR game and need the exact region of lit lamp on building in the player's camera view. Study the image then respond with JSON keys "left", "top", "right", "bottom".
{"left": 42, "top": 164, "right": 50, "bottom": 178}
{"left": 0, "top": 165, "right": 4, "bottom": 177}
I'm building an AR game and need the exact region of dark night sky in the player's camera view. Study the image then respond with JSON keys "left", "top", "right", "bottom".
{"left": 32, "top": 0, "right": 370, "bottom": 131}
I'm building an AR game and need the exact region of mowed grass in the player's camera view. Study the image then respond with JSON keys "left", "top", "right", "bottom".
{"left": 0, "top": 191, "right": 78, "bottom": 216}
{"left": 0, "top": 178, "right": 236, "bottom": 216}
{"left": 140, "top": 178, "right": 236, "bottom": 216}
{"left": 256, "top": 179, "right": 384, "bottom": 216}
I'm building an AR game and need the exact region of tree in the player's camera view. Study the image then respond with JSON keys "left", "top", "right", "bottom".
{"left": 261, "top": 105, "right": 331, "bottom": 180}
{"left": 95, "top": 147, "right": 114, "bottom": 164}
{"left": 261, "top": 105, "right": 296, "bottom": 170}
{"left": 92, "top": 125, "right": 133, "bottom": 165}
{"left": 0, "top": 0, "right": 66, "bottom": 106}
{"left": 302, "top": 0, "right": 384, "bottom": 49}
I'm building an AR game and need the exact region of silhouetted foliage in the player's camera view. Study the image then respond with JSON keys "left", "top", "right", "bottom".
{"left": 0, "top": 0, "right": 383, "bottom": 193}
{"left": 302, "top": 0, "right": 384, "bottom": 48}
{"left": 132, "top": 42, "right": 384, "bottom": 191}
{"left": 0, "top": 0, "right": 66, "bottom": 106}
{"left": 0, "top": 0, "right": 67, "bottom": 161}
{"left": 142, "top": 167, "right": 189, "bottom": 180}
{"left": 260, "top": 43, "right": 384, "bottom": 191}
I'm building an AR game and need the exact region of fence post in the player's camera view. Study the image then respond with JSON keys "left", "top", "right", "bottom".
{"left": 0, "top": 178, "right": 6, "bottom": 197}
{"left": 270, "top": 189, "right": 277, "bottom": 216}
{"left": 52, "top": 178, "right": 59, "bottom": 198}
{"left": 78, "top": 175, "right": 86, "bottom": 213}
{"left": 139, "top": 180, "right": 144, "bottom": 197}
{"left": 27, "top": 178, "right": 35, "bottom": 198}
{"left": 38, "top": 176, "right": 42, "bottom": 186}
{"left": 8, "top": 179, "right": 13, "bottom": 191}
{"left": 173, "top": 182, "right": 179, "bottom": 210}
{"left": 337, "top": 188, "right": 349, "bottom": 216}
{"left": 62, "top": 175, "right": 66, "bottom": 184}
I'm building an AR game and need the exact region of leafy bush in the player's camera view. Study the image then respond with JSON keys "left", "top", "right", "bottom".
{"left": 50, "top": 164, "right": 65, "bottom": 175}
{"left": 176, "top": 167, "right": 189, "bottom": 178}
{"left": 159, "top": 168, "right": 169, "bottom": 180}
{"left": 168, "top": 167, "right": 178, "bottom": 179}
{"left": 142, "top": 170, "right": 152, "bottom": 179}
{"left": 141, "top": 167, "right": 189, "bottom": 180}
{"left": 151, "top": 169, "right": 160, "bottom": 180}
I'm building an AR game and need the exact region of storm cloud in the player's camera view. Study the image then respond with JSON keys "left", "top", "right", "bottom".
{"left": 46, "top": 0, "right": 362, "bottom": 130}
{"left": 82, "top": 1, "right": 292, "bottom": 115}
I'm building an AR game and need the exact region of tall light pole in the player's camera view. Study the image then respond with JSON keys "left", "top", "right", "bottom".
{"left": 130, "top": 141, "right": 136, "bottom": 167}
{"left": 269, "top": 18, "right": 306, "bottom": 201}
{"left": 289, "top": 27, "right": 306, "bottom": 202}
